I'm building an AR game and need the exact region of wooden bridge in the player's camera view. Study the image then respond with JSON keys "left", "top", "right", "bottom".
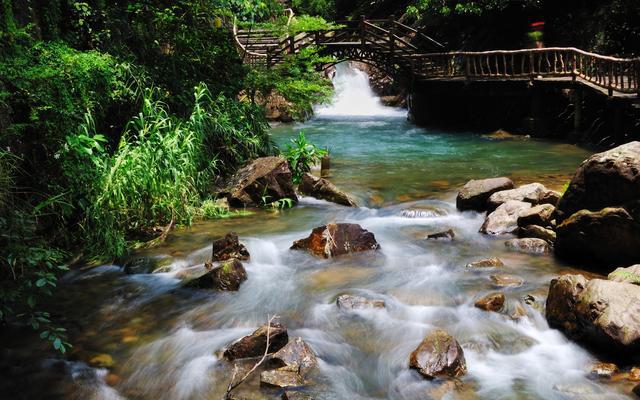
{"left": 233, "top": 18, "right": 640, "bottom": 98}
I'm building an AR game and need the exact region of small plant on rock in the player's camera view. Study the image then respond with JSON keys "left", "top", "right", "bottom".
{"left": 284, "top": 132, "right": 327, "bottom": 184}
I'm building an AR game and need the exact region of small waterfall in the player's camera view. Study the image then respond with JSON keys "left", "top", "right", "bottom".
{"left": 315, "top": 63, "right": 407, "bottom": 118}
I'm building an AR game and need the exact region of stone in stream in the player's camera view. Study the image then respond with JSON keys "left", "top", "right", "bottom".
{"left": 212, "top": 232, "right": 250, "bottom": 261}
{"left": 426, "top": 229, "right": 455, "bottom": 241}
{"left": 487, "top": 183, "right": 549, "bottom": 211}
{"left": 490, "top": 274, "right": 524, "bottom": 288}
{"left": 466, "top": 257, "right": 504, "bottom": 269}
{"left": 223, "top": 322, "right": 289, "bottom": 361}
{"left": 336, "top": 294, "right": 385, "bottom": 310}
{"left": 608, "top": 265, "right": 640, "bottom": 285}
{"left": 589, "top": 362, "right": 619, "bottom": 379}
{"left": 291, "top": 223, "right": 380, "bottom": 258}
{"left": 183, "top": 259, "right": 247, "bottom": 291}
{"left": 298, "top": 173, "right": 357, "bottom": 207}
{"left": 456, "top": 177, "right": 515, "bottom": 212}
{"left": 555, "top": 207, "right": 640, "bottom": 268}
{"left": 556, "top": 141, "right": 640, "bottom": 222}
{"left": 122, "top": 255, "right": 172, "bottom": 274}
{"left": 633, "top": 384, "right": 640, "bottom": 398}
{"left": 517, "top": 203, "right": 556, "bottom": 227}
{"left": 474, "top": 293, "right": 505, "bottom": 312}
{"left": 505, "top": 238, "right": 552, "bottom": 254}
{"left": 546, "top": 275, "right": 640, "bottom": 360}
{"left": 282, "top": 391, "right": 314, "bottom": 400}
{"left": 268, "top": 337, "right": 317, "bottom": 376}
{"left": 480, "top": 200, "right": 531, "bottom": 235}
{"left": 517, "top": 225, "right": 556, "bottom": 244}
{"left": 409, "top": 329, "right": 467, "bottom": 379}
{"left": 260, "top": 369, "right": 305, "bottom": 388}
{"left": 219, "top": 156, "right": 298, "bottom": 208}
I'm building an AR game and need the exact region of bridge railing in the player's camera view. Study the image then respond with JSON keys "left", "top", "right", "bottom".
{"left": 411, "top": 47, "right": 640, "bottom": 95}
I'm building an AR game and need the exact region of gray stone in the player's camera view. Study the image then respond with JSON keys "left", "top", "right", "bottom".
{"left": 480, "top": 200, "right": 532, "bottom": 235}
{"left": 456, "top": 177, "right": 515, "bottom": 211}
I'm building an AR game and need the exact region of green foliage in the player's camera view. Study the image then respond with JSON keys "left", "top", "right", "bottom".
{"left": 292, "top": 0, "right": 336, "bottom": 19}
{"left": 288, "top": 15, "right": 342, "bottom": 34}
{"left": 284, "top": 131, "right": 327, "bottom": 183}
{"left": 64, "top": 84, "right": 274, "bottom": 258}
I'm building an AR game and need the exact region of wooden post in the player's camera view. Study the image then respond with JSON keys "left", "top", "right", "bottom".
{"left": 608, "top": 63, "right": 614, "bottom": 96}
{"left": 314, "top": 30, "right": 320, "bottom": 46}
{"left": 360, "top": 15, "right": 366, "bottom": 47}
{"left": 289, "top": 35, "right": 295, "bottom": 54}
{"left": 529, "top": 51, "right": 535, "bottom": 77}
{"left": 267, "top": 47, "right": 273, "bottom": 68}
{"left": 388, "top": 15, "right": 395, "bottom": 56}
{"left": 465, "top": 56, "right": 470, "bottom": 79}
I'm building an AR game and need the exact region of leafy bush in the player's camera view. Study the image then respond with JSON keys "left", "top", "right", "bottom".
{"left": 292, "top": 0, "right": 336, "bottom": 19}
{"left": 284, "top": 131, "right": 327, "bottom": 183}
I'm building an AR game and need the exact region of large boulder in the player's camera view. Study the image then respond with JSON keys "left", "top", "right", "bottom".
{"left": 480, "top": 200, "right": 531, "bottom": 235}
{"left": 487, "top": 183, "right": 549, "bottom": 211}
{"left": 184, "top": 259, "right": 247, "bottom": 291}
{"left": 409, "top": 329, "right": 467, "bottom": 379}
{"left": 220, "top": 156, "right": 297, "bottom": 208}
{"left": 268, "top": 337, "right": 317, "bottom": 376}
{"left": 291, "top": 223, "right": 380, "bottom": 258}
{"left": 607, "top": 265, "right": 640, "bottom": 285}
{"left": 223, "top": 322, "right": 289, "bottom": 361}
{"left": 456, "top": 177, "right": 515, "bottom": 211}
{"left": 555, "top": 207, "right": 640, "bottom": 267}
{"left": 298, "top": 173, "right": 357, "bottom": 207}
{"left": 546, "top": 275, "right": 640, "bottom": 359}
{"left": 212, "top": 232, "right": 250, "bottom": 262}
{"left": 517, "top": 204, "right": 556, "bottom": 227}
{"left": 336, "top": 294, "right": 385, "bottom": 310}
{"left": 518, "top": 225, "right": 556, "bottom": 244}
{"left": 557, "top": 142, "right": 640, "bottom": 221}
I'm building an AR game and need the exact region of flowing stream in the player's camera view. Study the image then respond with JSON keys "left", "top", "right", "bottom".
{"left": 6, "top": 63, "right": 635, "bottom": 399}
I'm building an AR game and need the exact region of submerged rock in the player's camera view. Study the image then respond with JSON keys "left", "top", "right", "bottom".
{"left": 291, "top": 223, "right": 380, "bottom": 258}
{"left": 487, "top": 183, "right": 549, "bottom": 211}
{"left": 589, "top": 362, "right": 619, "bottom": 379}
{"left": 268, "top": 337, "right": 317, "bottom": 376}
{"left": 556, "top": 141, "right": 640, "bottom": 221}
{"left": 546, "top": 275, "right": 640, "bottom": 359}
{"left": 517, "top": 203, "right": 556, "bottom": 227}
{"left": 608, "top": 265, "right": 640, "bottom": 285}
{"left": 409, "top": 329, "right": 467, "bottom": 379}
{"left": 505, "top": 238, "right": 551, "bottom": 254}
{"left": 466, "top": 257, "right": 504, "bottom": 269}
{"left": 212, "top": 232, "right": 250, "bottom": 261}
{"left": 184, "top": 259, "right": 247, "bottom": 291}
{"left": 220, "top": 156, "right": 297, "bottom": 208}
{"left": 456, "top": 177, "right": 515, "bottom": 211}
{"left": 122, "top": 256, "right": 171, "bottom": 274}
{"left": 474, "top": 292, "right": 505, "bottom": 312}
{"left": 426, "top": 229, "right": 455, "bottom": 241}
{"left": 223, "top": 322, "right": 289, "bottom": 361}
{"left": 490, "top": 274, "right": 524, "bottom": 287}
{"left": 480, "top": 200, "right": 531, "bottom": 235}
{"left": 518, "top": 225, "right": 556, "bottom": 244}
{"left": 555, "top": 207, "right": 640, "bottom": 268}
{"left": 336, "top": 294, "right": 385, "bottom": 310}
{"left": 298, "top": 173, "right": 357, "bottom": 207}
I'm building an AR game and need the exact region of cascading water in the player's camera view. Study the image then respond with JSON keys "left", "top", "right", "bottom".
{"left": 315, "top": 63, "right": 407, "bottom": 118}
{"left": 6, "top": 61, "right": 633, "bottom": 400}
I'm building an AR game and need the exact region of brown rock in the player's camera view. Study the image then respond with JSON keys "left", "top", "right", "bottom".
{"left": 517, "top": 204, "right": 556, "bottom": 227}
{"left": 336, "top": 294, "right": 385, "bottom": 310}
{"left": 282, "top": 391, "right": 313, "bottom": 400}
{"left": 487, "top": 183, "right": 549, "bottom": 211}
{"left": 608, "top": 265, "right": 640, "bottom": 285}
{"left": 260, "top": 369, "right": 305, "bottom": 388}
{"left": 466, "top": 257, "right": 504, "bottom": 269}
{"left": 480, "top": 200, "right": 532, "bottom": 235}
{"left": 517, "top": 225, "right": 556, "bottom": 244}
{"left": 456, "top": 177, "right": 515, "bottom": 212}
{"left": 223, "top": 322, "right": 289, "bottom": 361}
{"left": 291, "top": 223, "right": 380, "bottom": 258}
{"left": 540, "top": 190, "right": 562, "bottom": 206}
{"left": 555, "top": 207, "right": 640, "bottom": 268}
{"left": 298, "top": 173, "right": 357, "bottom": 207}
{"left": 505, "top": 238, "right": 552, "bottom": 254}
{"left": 220, "top": 156, "right": 297, "bottom": 208}
{"left": 184, "top": 259, "right": 247, "bottom": 291}
{"left": 490, "top": 274, "right": 524, "bottom": 287}
{"left": 557, "top": 141, "right": 640, "bottom": 221}
{"left": 546, "top": 275, "right": 640, "bottom": 359}
{"left": 269, "top": 337, "right": 317, "bottom": 376}
{"left": 426, "top": 229, "right": 455, "bottom": 241}
{"left": 212, "top": 232, "right": 250, "bottom": 262}
{"left": 589, "top": 362, "right": 619, "bottom": 378}
{"left": 633, "top": 383, "right": 640, "bottom": 398}
{"left": 409, "top": 329, "right": 467, "bottom": 379}
{"left": 474, "top": 293, "right": 505, "bottom": 312}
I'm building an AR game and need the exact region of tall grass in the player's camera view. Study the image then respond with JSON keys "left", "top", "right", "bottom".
{"left": 67, "top": 83, "right": 275, "bottom": 258}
